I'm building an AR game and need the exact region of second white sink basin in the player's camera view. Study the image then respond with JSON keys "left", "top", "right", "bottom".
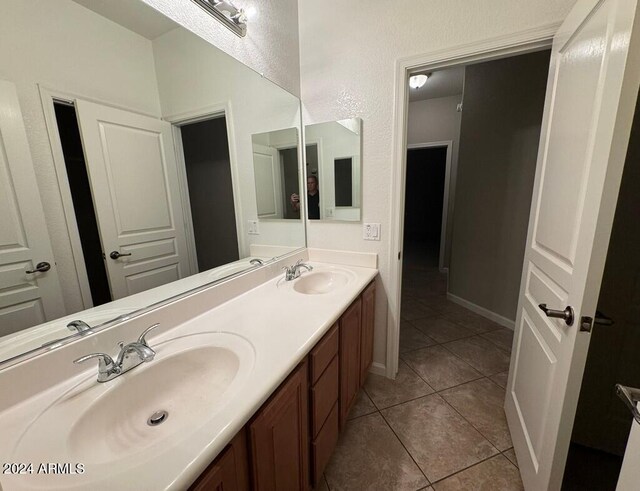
{"left": 293, "top": 269, "right": 354, "bottom": 294}
{"left": 12, "top": 332, "right": 255, "bottom": 472}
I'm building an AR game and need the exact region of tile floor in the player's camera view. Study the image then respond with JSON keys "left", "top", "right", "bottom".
{"left": 319, "top": 257, "right": 523, "bottom": 490}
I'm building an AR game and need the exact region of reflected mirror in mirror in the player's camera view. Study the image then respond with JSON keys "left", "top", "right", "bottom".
{"left": 251, "top": 128, "right": 302, "bottom": 220}
{"left": 0, "top": 0, "right": 305, "bottom": 365}
{"left": 304, "top": 118, "right": 362, "bottom": 221}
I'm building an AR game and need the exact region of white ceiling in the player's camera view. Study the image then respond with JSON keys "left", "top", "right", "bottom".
{"left": 72, "top": 0, "right": 178, "bottom": 40}
{"left": 409, "top": 66, "right": 465, "bottom": 102}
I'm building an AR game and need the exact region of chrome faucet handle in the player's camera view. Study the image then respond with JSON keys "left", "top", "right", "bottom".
{"left": 73, "top": 352, "right": 116, "bottom": 367}
{"left": 137, "top": 323, "right": 160, "bottom": 348}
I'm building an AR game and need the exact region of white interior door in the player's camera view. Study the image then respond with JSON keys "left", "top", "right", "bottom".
{"left": 75, "top": 100, "right": 190, "bottom": 300}
{"left": 505, "top": 0, "right": 640, "bottom": 489}
{"left": 252, "top": 143, "right": 283, "bottom": 219}
{"left": 0, "top": 80, "right": 65, "bottom": 337}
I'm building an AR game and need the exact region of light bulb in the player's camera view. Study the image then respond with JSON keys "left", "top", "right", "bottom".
{"left": 409, "top": 74, "right": 429, "bottom": 89}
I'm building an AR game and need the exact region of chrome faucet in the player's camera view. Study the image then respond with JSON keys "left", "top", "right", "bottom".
{"left": 67, "top": 320, "right": 92, "bottom": 334}
{"left": 250, "top": 258, "right": 264, "bottom": 266}
{"left": 283, "top": 260, "right": 313, "bottom": 281}
{"left": 73, "top": 323, "right": 159, "bottom": 382}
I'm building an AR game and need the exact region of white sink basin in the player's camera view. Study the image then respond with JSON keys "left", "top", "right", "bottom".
{"left": 12, "top": 332, "right": 255, "bottom": 472}
{"left": 293, "top": 269, "right": 354, "bottom": 294}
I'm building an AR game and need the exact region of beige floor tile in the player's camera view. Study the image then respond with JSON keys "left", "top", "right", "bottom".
{"left": 443, "top": 309, "right": 503, "bottom": 333}
{"left": 365, "top": 361, "right": 434, "bottom": 409}
{"left": 490, "top": 371, "right": 510, "bottom": 389}
{"left": 401, "top": 297, "right": 438, "bottom": 321}
{"left": 324, "top": 412, "right": 429, "bottom": 491}
{"left": 412, "top": 316, "right": 476, "bottom": 343}
{"left": 444, "top": 337, "right": 511, "bottom": 376}
{"left": 348, "top": 390, "right": 377, "bottom": 420}
{"left": 433, "top": 455, "right": 523, "bottom": 490}
{"left": 440, "top": 378, "right": 512, "bottom": 451}
{"left": 402, "top": 345, "right": 483, "bottom": 391}
{"left": 482, "top": 329, "right": 514, "bottom": 353}
{"left": 417, "top": 294, "right": 450, "bottom": 311}
{"left": 382, "top": 394, "right": 498, "bottom": 483}
{"left": 400, "top": 324, "right": 438, "bottom": 353}
{"left": 503, "top": 448, "right": 518, "bottom": 468}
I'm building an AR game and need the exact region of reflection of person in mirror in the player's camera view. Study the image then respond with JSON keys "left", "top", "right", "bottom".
{"left": 291, "top": 175, "right": 320, "bottom": 219}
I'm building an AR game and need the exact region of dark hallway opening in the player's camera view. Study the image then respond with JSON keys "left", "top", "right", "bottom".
{"left": 403, "top": 146, "right": 447, "bottom": 271}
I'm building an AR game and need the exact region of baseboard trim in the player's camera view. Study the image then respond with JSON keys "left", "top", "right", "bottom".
{"left": 369, "top": 361, "right": 386, "bottom": 377}
{"left": 446, "top": 292, "right": 515, "bottom": 330}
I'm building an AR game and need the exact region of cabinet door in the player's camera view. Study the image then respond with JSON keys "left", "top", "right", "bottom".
{"left": 190, "top": 429, "right": 249, "bottom": 491}
{"left": 339, "top": 298, "right": 362, "bottom": 428}
{"left": 249, "top": 360, "right": 309, "bottom": 491}
{"left": 360, "top": 281, "right": 376, "bottom": 384}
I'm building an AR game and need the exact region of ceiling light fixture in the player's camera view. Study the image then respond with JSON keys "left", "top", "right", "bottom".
{"left": 192, "top": 0, "right": 248, "bottom": 37}
{"left": 409, "top": 74, "right": 430, "bottom": 89}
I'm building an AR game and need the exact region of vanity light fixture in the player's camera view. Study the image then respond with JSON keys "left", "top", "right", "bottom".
{"left": 409, "top": 73, "right": 430, "bottom": 89}
{"left": 192, "top": 0, "right": 248, "bottom": 37}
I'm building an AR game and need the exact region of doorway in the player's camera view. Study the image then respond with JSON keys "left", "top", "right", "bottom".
{"left": 403, "top": 146, "right": 448, "bottom": 271}
{"left": 53, "top": 101, "right": 111, "bottom": 307}
{"left": 179, "top": 116, "right": 239, "bottom": 272}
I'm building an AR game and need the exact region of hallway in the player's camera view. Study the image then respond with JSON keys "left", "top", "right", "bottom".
{"left": 320, "top": 262, "right": 523, "bottom": 490}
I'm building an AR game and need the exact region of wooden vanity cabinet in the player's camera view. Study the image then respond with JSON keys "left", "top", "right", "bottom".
{"left": 339, "top": 297, "right": 362, "bottom": 428}
{"left": 190, "top": 277, "right": 377, "bottom": 491}
{"left": 360, "top": 281, "right": 376, "bottom": 384}
{"left": 309, "top": 325, "right": 340, "bottom": 487}
{"left": 189, "top": 428, "right": 250, "bottom": 491}
{"left": 248, "top": 360, "right": 309, "bottom": 491}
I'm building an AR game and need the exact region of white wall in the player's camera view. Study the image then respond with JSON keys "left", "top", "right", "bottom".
{"left": 299, "top": 0, "right": 577, "bottom": 373}
{"left": 407, "top": 95, "right": 462, "bottom": 267}
{"left": 152, "top": 27, "right": 305, "bottom": 256}
{"left": 0, "top": 0, "right": 162, "bottom": 314}
{"left": 141, "top": 0, "right": 301, "bottom": 97}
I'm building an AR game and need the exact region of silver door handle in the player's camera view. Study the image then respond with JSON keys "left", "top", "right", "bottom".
{"left": 616, "top": 384, "right": 640, "bottom": 424}
{"left": 26, "top": 261, "right": 51, "bottom": 274}
{"left": 109, "top": 251, "right": 132, "bottom": 260}
{"left": 538, "top": 303, "right": 574, "bottom": 326}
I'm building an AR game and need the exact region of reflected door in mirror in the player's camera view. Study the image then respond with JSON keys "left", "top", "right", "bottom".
{"left": 0, "top": 80, "right": 65, "bottom": 337}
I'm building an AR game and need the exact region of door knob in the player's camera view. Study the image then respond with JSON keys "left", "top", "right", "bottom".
{"left": 616, "top": 384, "right": 640, "bottom": 425}
{"left": 26, "top": 261, "right": 51, "bottom": 274}
{"left": 109, "top": 251, "right": 132, "bottom": 260}
{"left": 538, "top": 303, "right": 574, "bottom": 326}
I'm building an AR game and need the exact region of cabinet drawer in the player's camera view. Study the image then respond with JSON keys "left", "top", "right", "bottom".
{"left": 310, "top": 323, "right": 338, "bottom": 384}
{"left": 311, "top": 355, "right": 339, "bottom": 438}
{"left": 312, "top": 402, "right": 339, "bottom": 487}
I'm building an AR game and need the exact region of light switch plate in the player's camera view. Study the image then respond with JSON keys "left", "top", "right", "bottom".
{"left": 248, "top": 220, "right": 259, "bottom": 235}
{"left": 363, "top": 223, "right": 381, "bottom": 241}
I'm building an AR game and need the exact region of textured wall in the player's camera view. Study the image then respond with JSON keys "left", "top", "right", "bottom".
{"left": 141, "top": 0, "right": 301, "bottom": 97}
{"left": 299, "top": 0, "right": 577, "bottom": 372}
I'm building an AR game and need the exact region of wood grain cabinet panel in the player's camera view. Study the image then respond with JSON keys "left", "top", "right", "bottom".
{"left": 249, "top": 360, "right": 309, "bottom": 491}
{"left": 311, "top": 403, "right": 339, "bottom": 486}
{"left": 339, "top": 297, "right": 362, "bottom": 428}
{"left": 360, "top": 281, "right": 376, "bottom": 385}
{"left": 189, "top": 429, "right": 249, "bottom": 491}
{"left": 309, "top": 323, "right": 338, "bottom": 384}
{"left": 311, "top": 355, "right": 339, "bottom": 438}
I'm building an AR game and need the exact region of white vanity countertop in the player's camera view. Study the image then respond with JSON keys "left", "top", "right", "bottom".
{"left": 0, "top": 261, "right": 377, "bottom": 491}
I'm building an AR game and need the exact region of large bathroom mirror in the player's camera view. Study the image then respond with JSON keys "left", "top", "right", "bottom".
{"left": 0, "top": 0, "right": 305, "bottom": 365}
{"left": 304, "top": 118, "right": 362, "bottom": 221}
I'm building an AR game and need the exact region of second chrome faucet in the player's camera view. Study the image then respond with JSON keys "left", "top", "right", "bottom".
{"left": 74, "top": 323, "right": 159, "bottom": 382}
{"left": 283, "top": 260, "right": 313, "bottom": 281}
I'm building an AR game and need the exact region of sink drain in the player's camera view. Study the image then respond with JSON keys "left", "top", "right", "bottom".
{"left": 147, "top": 410, "right": 169, "bottom": 426}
